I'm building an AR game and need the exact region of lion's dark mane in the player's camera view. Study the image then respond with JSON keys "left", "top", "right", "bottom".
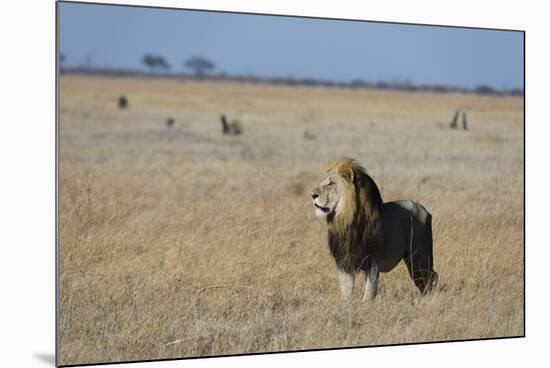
{"left": 327, "top": 164, "right": 384, "bottom": 273}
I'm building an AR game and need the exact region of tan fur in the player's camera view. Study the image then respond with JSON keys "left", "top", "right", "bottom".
{"left": 323, "top": 159, "right": 360, "bottom": 234}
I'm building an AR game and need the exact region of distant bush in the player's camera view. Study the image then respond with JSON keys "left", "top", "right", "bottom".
{"left": 475, "top": 85, "right": 497, "bottom": 95}
{"left": 59, "top": 64, "right": 523, "bottom": 97}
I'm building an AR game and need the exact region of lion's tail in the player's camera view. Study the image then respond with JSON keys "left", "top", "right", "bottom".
{"left": 424, "top": 213, "right": 438, "bottom": 290}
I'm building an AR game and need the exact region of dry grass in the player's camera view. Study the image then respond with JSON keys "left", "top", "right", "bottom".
{"left": 58, "top": 75, "right": 524, "bottom": 366}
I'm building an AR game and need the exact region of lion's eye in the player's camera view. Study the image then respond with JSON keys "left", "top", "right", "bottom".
{"left": 328, "top": 181, "right": 335, "bottom": 186}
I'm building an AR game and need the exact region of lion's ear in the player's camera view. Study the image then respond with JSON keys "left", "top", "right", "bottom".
{"left": 339, "top": 166, "right": 355, "bottom": 183}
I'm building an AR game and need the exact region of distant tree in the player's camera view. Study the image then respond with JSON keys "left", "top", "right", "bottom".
{"left": 142, "top": 54, "right": 171, "bottom": 73}
{"left": 432, "top": 84, "right": 449, "bottom": 93}
{"left": 184, "top": 56, "right": 215, "bottom": 77}
{"left": 154, "top": 56, "right": 170, "bottom": 71}
{"left": 509, "top": 88, "right": 524, "bottom": 97}
{"left": 376, "top": 81, "right": 389, "bottom": 89}
{"left": 475, "top": 85, "right": 496, "bottom": 95}
{"left": 142, "top": 54, "right": 156, "bottom": 72}
{"left": 350, "top": 79, "right": 366, "bottom": 88}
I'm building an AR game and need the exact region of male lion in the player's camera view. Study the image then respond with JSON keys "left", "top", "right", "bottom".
{"left": 311, "top": 158, "right": 438, "bottom": 300}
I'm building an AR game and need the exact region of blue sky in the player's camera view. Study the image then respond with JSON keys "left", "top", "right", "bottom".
{"left": 59, "top": 2, "right": 524, "bottom": 90}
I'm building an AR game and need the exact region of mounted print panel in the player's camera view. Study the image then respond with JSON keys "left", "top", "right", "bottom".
{"left": 57, "top": 1, "right": 524, "bottom": 366}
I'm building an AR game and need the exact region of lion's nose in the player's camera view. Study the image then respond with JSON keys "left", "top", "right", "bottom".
{"left": 311, "top": 192, "right": 319, "bottom": 200}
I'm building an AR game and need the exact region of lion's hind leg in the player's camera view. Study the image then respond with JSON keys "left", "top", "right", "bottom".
{"left": 404, "top": 211, "right": 438, "bottom": 294}
{"left": 403, "top": 252, "right": 438, "bottom": 294}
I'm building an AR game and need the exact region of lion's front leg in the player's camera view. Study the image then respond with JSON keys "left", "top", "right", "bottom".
{"left": 336, "top": 268, "right": 355, "bottom": 300}
{"left": 363, "top": 262, "right": 379, "bottom": 301}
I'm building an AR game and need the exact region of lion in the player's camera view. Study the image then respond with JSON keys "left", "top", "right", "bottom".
{"left": 310, "top": 158, "right": 438, "bottom": 300}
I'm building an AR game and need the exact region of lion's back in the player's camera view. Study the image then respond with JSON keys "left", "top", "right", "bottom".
{"left": 387, "top": 200, "right": 431, "bottom": 223}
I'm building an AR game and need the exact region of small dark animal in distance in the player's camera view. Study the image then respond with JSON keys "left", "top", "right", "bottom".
{"left": 462, "top": 111, "right": 468, "bottom": 130}
{"left": 220, "top": 114, "right": 242, "bottom": 136}
{"left": 303, "top": 129, "right": 316, "bottom": 140}
{"left": 118, "top": 95, "right": 128, "bottom": 109}
{"left": 166, "top": 117, "right": 175, "bottom": 128}
{"left": 449, "top": 109, "right": 469, "bottom": 131}
{"left": 449, "top": 109, "right": 459, "bottom": 129}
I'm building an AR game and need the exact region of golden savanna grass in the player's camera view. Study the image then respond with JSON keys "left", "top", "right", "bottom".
{"left": 58, "top": 75, "right": 524, "bottom": 365}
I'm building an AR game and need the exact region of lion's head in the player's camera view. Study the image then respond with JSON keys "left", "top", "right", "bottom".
{"left": 310, "top": 164, "right": 352, "bottom": 219}
{"left": 311, "top": 158, "right": 382, "bottom": 222}
{"left": 311, "top": 158, "right": 384, "bottom": 271}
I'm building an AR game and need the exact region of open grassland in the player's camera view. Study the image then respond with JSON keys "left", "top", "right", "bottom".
{"left": 58, "top": 75, "right": 524, "bottom": 365}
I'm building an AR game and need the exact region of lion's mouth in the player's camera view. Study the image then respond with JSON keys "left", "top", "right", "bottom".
{"left": 314, "top": 203, "right": 331, "bottom": 213}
